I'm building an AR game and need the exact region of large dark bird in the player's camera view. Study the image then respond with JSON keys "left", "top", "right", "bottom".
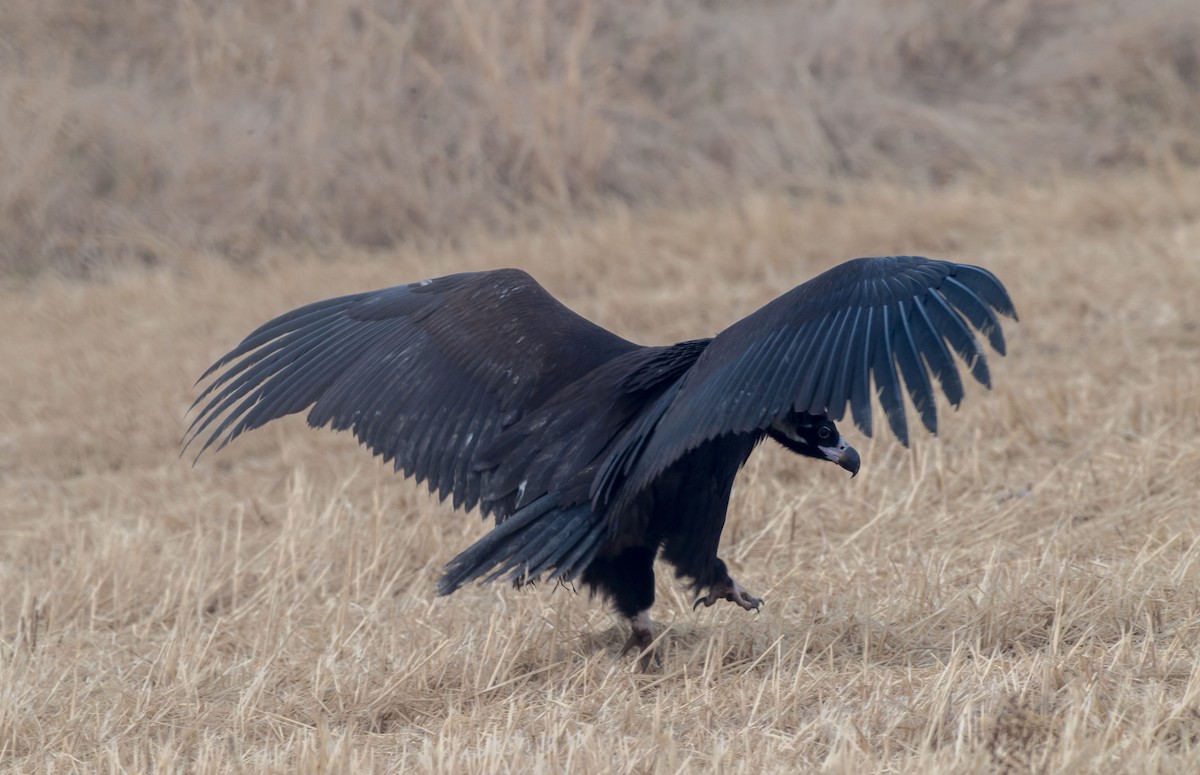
{"left": 186, "top": 256, "right": 1015, "bottom": 666}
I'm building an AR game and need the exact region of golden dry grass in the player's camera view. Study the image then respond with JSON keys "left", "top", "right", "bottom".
{"left": 3, "top": 168, "right": 1200, "bottom": 772}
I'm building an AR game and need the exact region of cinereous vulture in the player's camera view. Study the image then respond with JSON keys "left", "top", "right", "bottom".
{"left": 186, "top": 256, "right": 1016, "bottom": 667}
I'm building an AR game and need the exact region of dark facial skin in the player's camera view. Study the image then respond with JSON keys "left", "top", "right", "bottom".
{"left": 766, "top": 412, "right": 861, "bottom": 477}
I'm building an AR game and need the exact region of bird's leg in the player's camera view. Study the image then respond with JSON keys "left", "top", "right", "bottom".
{"left": 619, "top": 610, "right": 661, "bottom": 670}
{"left": 694, "top": 573, "right": 763, "bottom": 613}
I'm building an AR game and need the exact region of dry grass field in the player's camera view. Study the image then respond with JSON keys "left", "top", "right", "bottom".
{"left": 4, "top": 173, "right": 1200, "bottom": 773}
{"left": 3, "top": 1, "right": 1200, "bottom": 773}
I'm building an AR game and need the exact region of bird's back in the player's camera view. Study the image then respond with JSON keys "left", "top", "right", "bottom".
{"left": 476, "top": 338, "right": 713, "bottom": 519}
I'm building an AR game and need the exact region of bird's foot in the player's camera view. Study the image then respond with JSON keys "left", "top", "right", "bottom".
{"left": 693, "top": 576, "right": 763, "bottom": 613}
{"left": 619, "top": 610, "right": 661, "bottom": 671}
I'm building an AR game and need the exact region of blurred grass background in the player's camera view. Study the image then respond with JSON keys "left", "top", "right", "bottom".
{"left": 2, "top": 0, "right": 1198, "bottom": 279}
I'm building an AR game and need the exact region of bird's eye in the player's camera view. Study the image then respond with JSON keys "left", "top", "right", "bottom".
{"left": 817, "top": 426, "right": 832, "bottom": 440}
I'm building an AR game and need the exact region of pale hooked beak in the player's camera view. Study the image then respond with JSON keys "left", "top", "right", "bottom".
{"left": 819, "top": 436, "right": 861, "bottom": 478}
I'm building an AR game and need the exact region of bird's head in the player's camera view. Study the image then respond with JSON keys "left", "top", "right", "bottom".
{"left": 766, "top": 411, "right": 861, "bottom": 477}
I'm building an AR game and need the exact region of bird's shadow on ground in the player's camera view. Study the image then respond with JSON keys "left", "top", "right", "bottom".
{"left": 573, "top": 619, "right": 768, "bottom": 673}
{"left": 570, "top": 610, "right": 1004, "bottom": 676}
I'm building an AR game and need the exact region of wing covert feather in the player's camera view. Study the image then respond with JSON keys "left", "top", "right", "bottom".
{"left": 187, "top": 269, "right": 637, "bottom": 514}
{"left": 600, "top": 256, "right": 1015, "bottom": 503}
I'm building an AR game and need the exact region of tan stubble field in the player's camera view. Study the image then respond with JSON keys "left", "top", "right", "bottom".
{"left": 2, "top": 170, "right": 1200, "bottom": 772}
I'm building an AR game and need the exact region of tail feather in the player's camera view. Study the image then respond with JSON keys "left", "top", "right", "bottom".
{"left": 520, "top": 506, "right": 600, "bottom": 581}
{"left": 543, "top": 523, "right": 606, "bottom": 581}
{"left": 438, "top": 496, "right": 604, "bottom": 595}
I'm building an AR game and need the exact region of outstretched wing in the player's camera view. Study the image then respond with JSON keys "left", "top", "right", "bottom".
{"left": 595, "top": 256, "right": 1017, "bottom": 503}
{"left": 186, "top": 268, "right": 637, "bottom": 513}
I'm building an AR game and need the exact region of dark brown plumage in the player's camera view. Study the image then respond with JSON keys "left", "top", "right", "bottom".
{"left": 186, "top": 256, "right": 1016, "bottom": 666}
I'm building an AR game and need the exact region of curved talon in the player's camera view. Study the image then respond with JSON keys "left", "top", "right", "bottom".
{"left": 693, "top": 577, "right": 763, "bottom": 613}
